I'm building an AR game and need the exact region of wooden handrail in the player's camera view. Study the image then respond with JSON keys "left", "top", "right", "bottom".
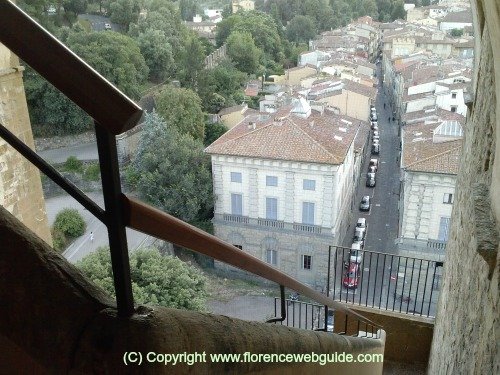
{"left": 122, "top": 194, "right": 382, "bottom": 330}
{"left": 0, "top": 0, "right": 142, "bottom": 135}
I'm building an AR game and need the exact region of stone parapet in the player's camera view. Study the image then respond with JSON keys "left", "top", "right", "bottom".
{"left": 0, "top": 204, "right": 385, "bottom": 374}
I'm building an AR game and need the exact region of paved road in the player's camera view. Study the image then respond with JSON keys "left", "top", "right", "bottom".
{"left": 38, "top": 142, "right": 98, "bottom": 164}
{"left": 342, "top": 63, "right": 401, "bottom": 254}
{"left": 333, "top": 64, "right": 440, "bottom": 317}
{"left": 45, "top": 192, "right": 156, "bottom": 263}
{"left": 78, "top": 14, "right": 121, "bottom": 32}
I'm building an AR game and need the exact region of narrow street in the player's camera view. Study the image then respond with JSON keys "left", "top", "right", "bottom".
{"left": 331, "top": 64, "right": 441, "bottom": 317}
{"left": 45, "top": 192, "right": 156, "bottom": 263}
{"left": 342, "top": 63, "right": 401, "bottom": 254}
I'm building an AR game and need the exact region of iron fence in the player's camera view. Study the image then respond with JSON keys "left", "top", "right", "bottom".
{"left": 271, "top": 296, "right": 380, "bottom": 338}
{"left": 331, "top": 246, "right": 443, "bottom": 318}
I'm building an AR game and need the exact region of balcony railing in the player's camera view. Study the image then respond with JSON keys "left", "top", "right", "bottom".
{"left": 257, "top": 218, "right": 285, "bottom": 229}
{"left": 0, "top": 0, "right": 381, "bottom": 337}
{"left": 293, "top": 223, "right": 323, "bottom": 234}
{"left": 222, "top": 214, "right": 249, "bottom": 224}
{"left": 216, "top": 214, "right": 329, "bottom": 236}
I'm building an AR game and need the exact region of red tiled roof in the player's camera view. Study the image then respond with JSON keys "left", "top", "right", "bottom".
{"left": 402, "top": 121, "right": 463, "bottom": 174}
{"left": 206, "top": 109, "right": 362, "bottom": 165}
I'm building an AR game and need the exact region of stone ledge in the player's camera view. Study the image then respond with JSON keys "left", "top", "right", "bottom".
{"left": 0, "top": 204, "right": 385, "bottom": 374}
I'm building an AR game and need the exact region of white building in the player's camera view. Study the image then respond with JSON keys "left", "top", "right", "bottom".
{"left": 205, "top": 103, "right": 364, "bottom": 289}
{"left": 403, "top": 68, "right": 471, "bottom": 117}
{"left": 399, "top": 120, "right": 463, "bottom": 259}
{"left": 439, "top": 10, "right": 473, "bottom": 32}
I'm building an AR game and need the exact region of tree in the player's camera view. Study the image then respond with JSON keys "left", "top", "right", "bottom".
{"left": 53, "top": 208, "right": 86, "bottom": 238}
{"left": 128, "top": 5, "right": 188, "bottom": 63}
{"left": 24, "top": 66, "right": 92, "bottom": 136}
{"left": 226, "top": 31, "right": 261, "bottom": 74}
{"left": 204, "top": 121, "right": 228, "bottom": 146}
{"left": 197, "top": 59, "right": 247, "bottom": 112}
{"left": 109, "top": 0, "right": 141, "bottom": 29}
{"left": 179, "top": 0, "right": 200, "bottom": 21}
{"left": 136, "top": 29, "right": 175, "bottom": 82}
{"left": 178, "top": 34, "right": 206, "bottom": 89}
{"left": 390, "top": 0, "right": 406, "bottom": 20}
{"left": 450, "top": 28, "right": 464, "bottom": 37}
{"left": 216, "top": 12, "right": 284, "bottom": 64}
{"left": 155, "top": 86, "right": 205, "bottom": 140}
{"left": 129, "top": 112, "right": 213, "bottom": 225}
{"left": 67, "top": 30, "right": 148, "bottom": 99}
{"left": 24, "top": 27, "right": 148, "bottom": 135}
{"left": 286, "top": 15, "right": 316, "bottom": 43}
{"left": 76, "top": 247, "right": 207, "bottom": 310}
{"left": 63, "top": 0, "right": 88, "bottom": 14}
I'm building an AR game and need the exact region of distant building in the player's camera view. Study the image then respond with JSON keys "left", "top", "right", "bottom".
{"left": 439, "top": 10, "right": 473, "bottom": 32}
{"left": 232, "top": 0, "right": 254, "bottom": 13}
{"left": 206, "top": 103, "right": 364, "bottom": 289}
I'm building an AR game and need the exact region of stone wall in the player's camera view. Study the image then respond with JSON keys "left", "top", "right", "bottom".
{"left": 428, "top": 0, "right": 499, "bottom": 373}
{"left": 0, "top": 204, "right": 386, "bottom": 375}
{"left": 0, "top": 43, "right": 51, "bottom": 245}
{"left": 214, "top": 219, "right": 337, "bottom": 291}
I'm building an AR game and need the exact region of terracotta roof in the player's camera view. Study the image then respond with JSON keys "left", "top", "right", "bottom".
{"left": 404, "top": 88, "right": 435, "bottom": 102}
{"left": 440, "top": 10, "right": 472, "bottom": 23}
{"left": 454, "top": 39, "right": 474, "bottom": 48}
{"left": 402, "top": 107, "right": 466, "bottom": 124}
{"left": 342, "top": 79, "right": 377, "bottom": 99}
{"left": 206, "top": 109, "right": 361, "bottom": 165}
{"left": 402, "top": 121, "right": 463, "bottom": 174}
{"left": 308, "top": 79, "right": 377, "bottom": 100}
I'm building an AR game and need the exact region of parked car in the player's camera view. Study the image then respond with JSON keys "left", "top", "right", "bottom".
{"left": 373, "top": 130, "right": 379, "bottom": 137}
{"left": 370, "top": 112, "right": 378, "bottom": 121}
{"left": 353, "top": 229, "right": 365, "bottom": 246}
{"left": 360, "top": 195, "right": 371, "bottom": 211}
{"left": 371, "top": 123, "right": 379, "bottom": 131}
{"left": 372, "top": 143, "right": 380, "bottom": 155}
{"left": 366, "top": 172, "right": 376, "bottom": 187}
{"left": 373, "top": 135, "right": 380, "bottom": 142}
{"left": 368, "top": 165, "right": 376, "bottom": 174}
{"left": 356, "top": 218, "right": 367, "bottom": 229}
{"left": 343, "top": 262, "right": 361, "bottom": 289}
{"left": 369, "top": 158, "right": 378, "bottom": 171}
{"left": 104, "top": 23, "right": 112, "bottom": 30}
{"left": 349, "top": 242, "right": 363, "bottom": 263}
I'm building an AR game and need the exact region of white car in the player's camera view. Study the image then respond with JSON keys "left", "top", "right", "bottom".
{"left": 350, "top": 242, "right": 363, "bottom": 263}
{"left": 356, "top": 218, "right": 367, "bottom": 229}
{"left": 104, "top": 23, "right": 112, "bottom": 30}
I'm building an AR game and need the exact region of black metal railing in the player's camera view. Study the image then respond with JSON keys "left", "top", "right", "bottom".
{"left": 272, "top": 296, "right": 379, "bottom": 338}
{"left": 0, "top": 0, "right": 382, "bottom": 338}
{"left": 330, "top": 246, "right": 443, "bottom": 318}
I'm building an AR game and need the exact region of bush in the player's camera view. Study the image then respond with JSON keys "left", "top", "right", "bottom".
{"left": 53, "top": 208, "right": 86, "bottom": 238}
{"left": 64, "top": 156, "right": 83, "bottom": 173}
{"left": 51, "top": 227, "right": 68, "bottom": 253}
{"left": 83, "top": 163, "right": 101, "bottom": 181}
{"left": 77, "top": 247, "right": 207, "bottom": 310}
